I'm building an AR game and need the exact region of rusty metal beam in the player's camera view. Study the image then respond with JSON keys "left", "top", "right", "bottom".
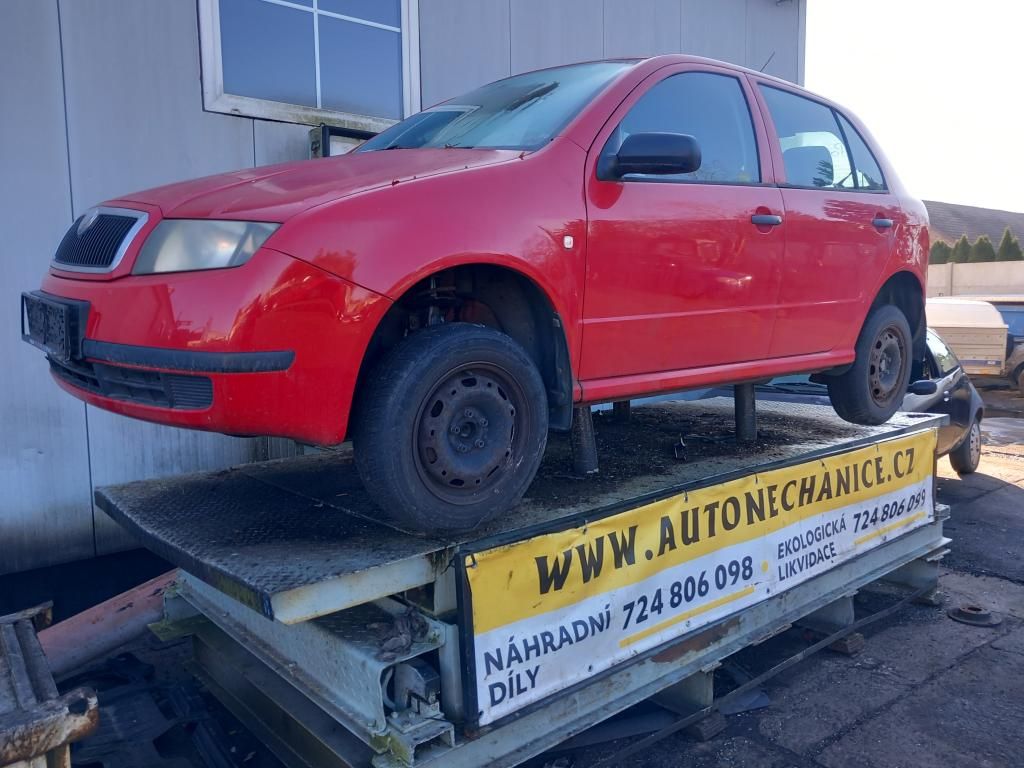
{"left": 38, "top": 569, "right": 178, "bottom": 678}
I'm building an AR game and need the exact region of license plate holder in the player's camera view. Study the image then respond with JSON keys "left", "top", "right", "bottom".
{"left": 21, "top": 291, "right": 89, "bottom": 363}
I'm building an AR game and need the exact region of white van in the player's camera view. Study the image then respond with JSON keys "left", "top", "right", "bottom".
{"left": 926, "top": 298, "right": 1008, "bottom": 377}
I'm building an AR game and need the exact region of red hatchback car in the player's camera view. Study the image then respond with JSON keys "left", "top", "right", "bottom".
{"left": 23, "top": 56, "right": 927, "bottom": 533}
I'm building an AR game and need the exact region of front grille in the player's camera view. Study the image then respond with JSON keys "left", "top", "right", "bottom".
{"left": 53, "top": 209, "right": 145, "bottom": 271}
{"left": 50, "top": 358, "right": 213, "bottom": 410}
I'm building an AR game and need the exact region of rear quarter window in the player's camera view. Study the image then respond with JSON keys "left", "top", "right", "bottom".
{"left": 836, "top": 112, "right": 887, "bottom": 191}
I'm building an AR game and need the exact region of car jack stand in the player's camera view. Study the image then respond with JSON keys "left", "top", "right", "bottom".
{"left": 571, "top": 405, "right": 599, "bottom": 475}
{"left": 612, "top": 400, "right": 632, "bottom": 422}
{"left": 733, "top": 383, "right": 757, "bottom": 443}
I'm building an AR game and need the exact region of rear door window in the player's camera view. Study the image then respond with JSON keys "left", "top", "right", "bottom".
{"left": 759, "top": 85, "right": 854, "bottom": 190}
{"left": 603, "top": 72, "right": 760, "bottom": 184}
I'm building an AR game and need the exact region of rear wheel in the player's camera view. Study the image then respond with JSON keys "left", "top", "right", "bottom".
{"left": 949, "top": 418, "right": 981, "bottom": 475}
{"left": 828, "top": 304, "right": 913, "bottom": 425}
{"left": 353, "top": 323, "right": 548, "bottom": 535}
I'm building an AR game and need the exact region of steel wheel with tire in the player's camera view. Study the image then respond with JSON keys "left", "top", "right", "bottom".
{"left": 353, "top": 323, "right": 548, "bottom": 535}
{"left": 949, "top": 418, "right": 981, "bottom": 475}
{"left": 828, "top": 304, "right": 913, "bottom": 425}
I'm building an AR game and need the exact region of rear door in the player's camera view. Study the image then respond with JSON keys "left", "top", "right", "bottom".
{"left": 752, "top": 82, "right": 904, "bottom": 358}
{"left": 580, "top": 65, "right": 785, "bottom": 381}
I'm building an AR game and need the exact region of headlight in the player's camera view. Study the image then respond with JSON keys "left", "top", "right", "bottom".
{"left": 133, "top": 220, "right": 279, "bottom": 275}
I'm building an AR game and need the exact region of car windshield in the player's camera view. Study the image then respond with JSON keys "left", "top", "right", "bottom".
{"left": 994, "top": 304, "right": 1024, "bottom": 338}
{"left": 359, "top": 61, "right": 634, "bottom": 153}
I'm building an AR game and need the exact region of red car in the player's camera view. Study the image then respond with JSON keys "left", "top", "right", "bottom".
{"left": 22, "top": 56, "right": 927, "bottom": 533}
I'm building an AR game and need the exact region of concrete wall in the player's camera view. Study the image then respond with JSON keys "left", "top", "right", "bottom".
{"left": 928, "top": 262, "right": 1024, "bottom": 298}
{"left": 2, "top": 0, "right": 805, "bottom": 575}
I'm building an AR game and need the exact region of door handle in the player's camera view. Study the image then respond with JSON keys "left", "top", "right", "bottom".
{"left": 872, "top": 217, "right": 894, "bottom": 229}
{"left": 751, "top": 214, "right": 783, "bottom": 226}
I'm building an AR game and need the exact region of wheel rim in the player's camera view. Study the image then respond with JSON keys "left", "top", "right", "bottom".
{"left": 868, "top": 324, "right": 907, "bottom": 408}
{"left": 969, "top": 421, "right": 981, "bottom": 466}
{"left": 413, "top": 363, "right": 528, "bottom": 505}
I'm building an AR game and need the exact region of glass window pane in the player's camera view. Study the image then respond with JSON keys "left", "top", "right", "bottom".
{"left": 319, "top": 17, "right": 403, "bottom": 119}
{"left": 927, "top": 330, "right": 960, "bottom": 376}
{"left": 837, "top": 113, "right": 886, "bottom": 191}
{"left": 760, "top": 86, "right": 853, "bottom": 189}
{"left": 219, "top": 0, "right": 316, "bottom": 107}
{"left": 360, "top": 61, "right": 632, "bottom": 151}
{"left": 319, "top": 0, "right": 401, "bottom": 27}
{"left": 605, "top": 73, "right": 760, "bottom": 184}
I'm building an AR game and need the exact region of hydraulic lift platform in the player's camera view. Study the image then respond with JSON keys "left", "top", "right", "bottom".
{"left": 96, "top": 399, "right": 950, "bottom": 768}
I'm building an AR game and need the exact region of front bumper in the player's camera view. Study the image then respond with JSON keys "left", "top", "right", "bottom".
{"left": 32, "top": 247, "right": 390, "bottom": 445}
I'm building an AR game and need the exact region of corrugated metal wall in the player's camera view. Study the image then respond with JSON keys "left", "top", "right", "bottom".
{"left": 1, "top": 0, "right": 804, "bottom": 575}
{"left": 417, "top": 0, "right": 804, "bottom": 104}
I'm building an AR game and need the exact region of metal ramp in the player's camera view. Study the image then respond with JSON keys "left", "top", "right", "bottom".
{"left": 95, "top": 399, "right": 950, "bottom": 767}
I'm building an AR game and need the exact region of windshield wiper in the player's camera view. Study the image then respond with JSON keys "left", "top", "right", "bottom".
{"left": 504, "top": 82, "right": 558, "bottom": 111}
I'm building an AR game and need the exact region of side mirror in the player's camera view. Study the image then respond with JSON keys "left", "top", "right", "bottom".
{"left": 607, "top": 132, "right": 701, "bottom": 178}
{"left": 907, "top": 379, "right": 938, "bottom": 396}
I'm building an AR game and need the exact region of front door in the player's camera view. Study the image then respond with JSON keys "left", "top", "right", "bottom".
{"left": 580, "top": 66, "right": 784, "bottom": 383}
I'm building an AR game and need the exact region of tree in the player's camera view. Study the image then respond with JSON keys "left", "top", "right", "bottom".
{"left": 949, "top": 234, "right": 971, "bottom": 263}
{"left": 968, "top": 235, "right": 997, "bottom": 263}
{"left": 997, "top": 228, "right": 1023, "bottom": 261}
{"left": 930, "top": 240, "right": 952, "bottom": 264}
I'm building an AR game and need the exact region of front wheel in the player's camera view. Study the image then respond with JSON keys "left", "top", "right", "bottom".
{"left": 828, "top": 304, "right": 913, "bottom": 425}
{"left": 949, "top": 418, "right": 982, "bottom": 475}
{"left": 353, "top": 323, "right": 548, "bottom": 535}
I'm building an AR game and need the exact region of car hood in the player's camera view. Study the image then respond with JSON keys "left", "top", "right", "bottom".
{"left": 119, "top": 148, "right": 523, "bottom": 222}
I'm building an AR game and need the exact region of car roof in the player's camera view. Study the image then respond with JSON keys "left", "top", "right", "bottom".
{"left": 927, "top": 297, "right": 1008, "bottom": 328}
{"left": 528, "top": 54, "right": 845, "bottom": 109}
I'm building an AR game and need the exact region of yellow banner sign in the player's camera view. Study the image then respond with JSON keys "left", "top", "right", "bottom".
{"left": 464, "top": 429, "right": 937, "bottom": 725}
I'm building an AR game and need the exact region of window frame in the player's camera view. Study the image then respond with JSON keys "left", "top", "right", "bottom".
{"left": 756, "top": 82, "right": 888, "bottom": 194}
{"left": 198, "top": 0, "right": 420, "bottom": 132}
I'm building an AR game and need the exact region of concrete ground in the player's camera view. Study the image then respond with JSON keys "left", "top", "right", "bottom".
{"left": 554, "top": 390, "right": 1024, "bottom": 768}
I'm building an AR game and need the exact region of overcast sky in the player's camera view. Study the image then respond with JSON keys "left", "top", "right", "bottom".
{"left": 805, "top": 0, "right": 1023, "bottom": 213}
